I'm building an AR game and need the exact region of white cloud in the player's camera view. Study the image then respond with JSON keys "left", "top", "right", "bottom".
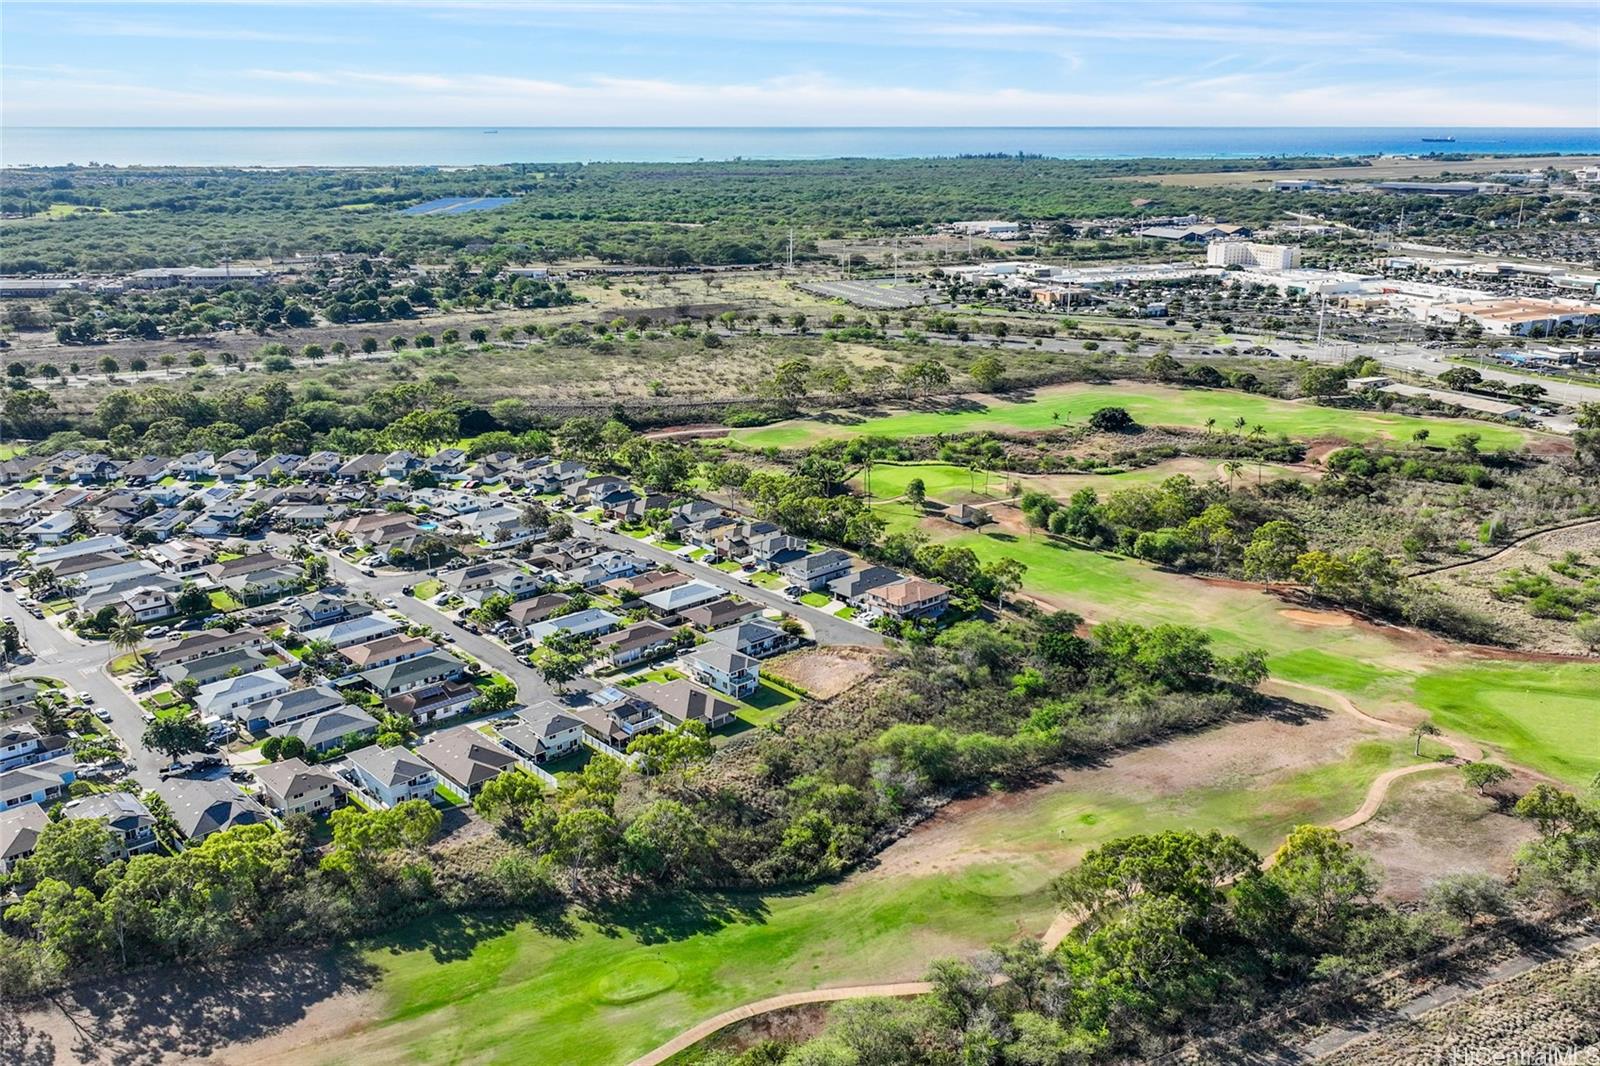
{"left": 69, "top": 16, "right": 360, "bottom": 45}
{"left": 8, "top": 66, "right": 1592, "bottom": 127}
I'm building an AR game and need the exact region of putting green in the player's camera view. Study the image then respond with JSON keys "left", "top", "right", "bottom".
{"left": 594, "top": 956, "right": 680, "bottom": 1004}
{"left": 1413, "top": 663, "right": 1600, "bottom": 786}
{"left": 733, "top": 383, "right": 1536, "bottom": 451}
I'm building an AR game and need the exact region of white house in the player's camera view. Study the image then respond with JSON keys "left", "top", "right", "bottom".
{"left": 343, "top": 745, "right": 438, "bottom": 808}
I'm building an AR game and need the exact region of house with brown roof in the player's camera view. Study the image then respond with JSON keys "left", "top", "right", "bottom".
{"left": 679, "top": 597, "right": 763, "bottom": 633}
{"left": 595, "top": 620, "right": 680, "bottom": 667}
{"left": 339, "top": 634, "right": 437, "bottom": 672}
{"left": 865, "top": 578, "right": 951, "bottom": 620}
{"left": 631, "top": 679, "right": 738, "bottom": 730}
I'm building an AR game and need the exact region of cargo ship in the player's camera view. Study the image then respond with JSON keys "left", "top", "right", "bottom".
{"left": 1421, "top": 136, "right": 1456, "bottom": 143}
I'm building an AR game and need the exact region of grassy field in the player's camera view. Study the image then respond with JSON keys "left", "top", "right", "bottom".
{"left": 732, "top": 383, "right": 1537, "bottom": 451}
{"left": 866, "top": 499, "right": 1600, "bottom": 785}
{"left": 852, "top": 458, "right": 1313, "bottom": 507}
{"left": 1413, "top": 663, "right": 1600, "bottom": 786}
{"left": 310, "top": 726, "right": 1421, "bottom": 1066}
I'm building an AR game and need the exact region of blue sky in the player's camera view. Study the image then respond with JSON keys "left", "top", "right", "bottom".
{"left": 3, "top": 1, "right": 1596, "bottom": 127}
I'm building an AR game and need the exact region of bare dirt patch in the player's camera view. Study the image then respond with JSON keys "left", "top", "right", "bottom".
{"left": 1279, "top": 608, "right": 1355, "bottom": 628}
{"left": 764, "top": 647, "right": 884, "bottom": 700}
{"left": 1344, "top": 770, "right": 1538, "bottom": 902}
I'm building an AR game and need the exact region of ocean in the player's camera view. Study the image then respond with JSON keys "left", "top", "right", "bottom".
{"left": 4, "top": 127, "right": 1598, "bottom": 168}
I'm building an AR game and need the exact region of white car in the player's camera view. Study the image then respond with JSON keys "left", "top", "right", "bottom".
{"left": 93, "top": 707, "right": 112, "bottom": 722}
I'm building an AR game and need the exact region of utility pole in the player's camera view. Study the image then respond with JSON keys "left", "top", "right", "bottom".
{"left": 787, "top": 228, "right": 794, "bottom": 270}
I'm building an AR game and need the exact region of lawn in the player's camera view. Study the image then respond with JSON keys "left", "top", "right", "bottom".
{"left": 731, "top": 679, "right": 803, "bottom": 728}
{"left": 209, "top": 590, "right": 243, "bottom": 612}
{"left": 435, "top": 783, "right": 468, "bottom": 808}
{"left": 799, "top": 591, "right": 831, "bottom": 608}
{"left": 412, "top": 579, "right": 443, "bottom": 600}
{"left": 1412, "top": 662, "right": 1600, "bottom": 786}
{"left": 313, "top": 729, "right": 1420, "bottom": 1066}
{"left": 732, "top": 382, "right": 1537, "bottom": 452}
{"left": 108, "top": 652, "right": 144, "bottom": 676}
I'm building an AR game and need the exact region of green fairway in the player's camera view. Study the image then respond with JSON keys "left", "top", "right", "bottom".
{"left": 323, "top": 731, "right": 1417, "bottom": 1066}
{"left": 1413, "top": 662, "right": 1600, "bottom": 786}
{"left": 733, "top": 383, "right": 1536, "bottom": 451}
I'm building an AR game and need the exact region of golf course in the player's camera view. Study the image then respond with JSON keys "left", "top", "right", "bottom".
{"left": 729, "top": 382, "right": 1542, "bottom": 452}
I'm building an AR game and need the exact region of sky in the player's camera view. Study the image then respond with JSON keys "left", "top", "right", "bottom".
{"left": 2, "top": 1, "right": 1597, "bottom": 128}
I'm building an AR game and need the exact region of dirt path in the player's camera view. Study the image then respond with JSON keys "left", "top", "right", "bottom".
{"left": 627, "top": 681, "right": 1507, "bottom": 1066}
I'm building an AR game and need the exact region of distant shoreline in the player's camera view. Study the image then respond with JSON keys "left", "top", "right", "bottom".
{"left": 5, "top": 125, "right": 1596, "bottom": 168}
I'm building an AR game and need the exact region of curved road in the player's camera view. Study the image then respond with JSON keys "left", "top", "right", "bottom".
{"left": 628, "top": 679, "right": 1543, "bottom": 1066}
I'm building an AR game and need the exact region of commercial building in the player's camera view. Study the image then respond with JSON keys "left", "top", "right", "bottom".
{"left": 1206, "top": 241, "right": 1301, "bottom": 272}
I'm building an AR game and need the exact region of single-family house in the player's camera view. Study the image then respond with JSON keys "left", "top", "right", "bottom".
{"left": 708, "top": 618, "right": 794, "bottom": 659}
{"left": 253, "top": 758, "right": 342, "bottom": 817}
{"left": 299, "top": 613, "right": 404, "bottom": 650}
{"left": 196, "top": 669, "right": 291, "bottom": 719}
{"left": 0, "top": 679, "right": 42, "bottom": 712}
{"left": 781, "top": 549, "right": 853, "bottom": 592}
{"left": 528, "top": 607, "right": 621, "bottom": 645}
{"left": 157, "top": 778, "right": 273, "bottom": 843}
{"left": 118, "top": 584, "right": 176, "bottom": 622}
{"left": 340, "top": 634, "right": 437, "bottom": 672}
{"left": 0, "top": 804, "right": 47, "bottom": 872}
{"left": 639, "top": 580, "right": 725, "bottom": 618}
{"left": 360, "top": 651, "right": 465, "bottom": 699}
{"left": 343, "top": 745, "right": 438, "bottom": 808}
{"left": 595, "top": 620, "right": 680, "bottom": 666}
{"left": 632, "top": 679, "right": 738, "bottom": 730}
{"left": 680, "top": 597, "right": 763, "bottom": 632}
{"left": 147, "top": 627, "right": 270, "bottom": 670}
{"left": 864, "top": 578, "right": 952, "bottom": 620}
{"left": 416, "top": 726, "right": 519, "bottom": 797}
{"left": 61, "top": 792, "right": 158, "bottom": 858}
{"left": 496, "top": 703, "right": 586, "bottom": 764}
{"left": 747, "top": 533, "right": 809, "bottom": 569}
{"left": 0, "top": 756, "right": 77, "bottom": 810}
{"left": 159, "top": 647, "right": 271, "bottom": 687}
{"left": 297, "top": 451, "right": 344, "bottom": 481}
{"left": 828, "top": 565, "right": 907, "bottom": 606}
{"left": 268, "top": 704, "right": 379, "bottom": 753}
{"left": 383, "top": 681, "right": 477, "bottom": 725}
{"left": 682, "top": 644, "right": 760, "bottom": 698}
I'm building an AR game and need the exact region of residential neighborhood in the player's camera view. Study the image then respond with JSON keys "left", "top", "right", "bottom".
{"left": 0, "top": 441, "right": 940, "bottom": 868}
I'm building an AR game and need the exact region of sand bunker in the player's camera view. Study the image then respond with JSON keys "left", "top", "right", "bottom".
{"left": 1280, "top": 608, "right": 1354, "bottom": 628}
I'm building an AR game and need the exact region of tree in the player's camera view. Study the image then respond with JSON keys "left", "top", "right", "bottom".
{"left": 530, "top": 643, "right": 588, "bottom": 693}
{"left": 968, "top": 353, "right": 1004, "bottom": 391}
{"left": 1461, "top": 761, "right": 1512, "bottom": 795}
{"left": 1411, "top": 718, "right": 1441, "bottom": 756}
{"left": 1087, "top": 406, "right": 1136, "bottom": 432}
{"left": 142, "top": 712, "right": 209, "bottom": 762}
{"left": 108, "top": 615, "right": 142, "bottom": 664}
{"left": 14, "top": 819, "right": 115, "bottom": 890}
{"left": 1242, "top": 520, "right": 1306, "bottom": 583}
{"left": 627, "top": 721, "right": 714, "bottom": 775}
{"left": 1438, "top": 366, "right": 1482, "bottom": 391}
{"left": 1575, "top": 618, "right": 1600, "bottom": 654}
{"left": 1266, "top": 824, "right": 1378, "bottom": 946}
{"left": 621, "top": 799, "right": 715, "bottom": 881}
{"left": 903, "top": 477, "right": 926, "bottom": 508}
{"left": 376, "top": 713, "right": 417, "bottom": 748}
{"left": 474, "top": 771, "right": 554, "bottom": 843}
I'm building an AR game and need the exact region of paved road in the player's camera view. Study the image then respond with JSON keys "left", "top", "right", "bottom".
{"left": 570, "top": 518, "right": 884, "bottom": 649}
{"left": 0, "top": 580, "right": 168, "bottom": 787}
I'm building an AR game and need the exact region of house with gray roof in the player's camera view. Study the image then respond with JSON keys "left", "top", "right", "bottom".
{"left": 496, "top": 703, "right": 585, "bottom": 764}
{"left": 299, "top": 612, "right": 404, "bottom": 649}
{"left": 780, "top": 549, "right": 853, "bottom": 591}
{"left": 416, "top": 726, "right": 519, "bottom": 797}
{"left": 157, "top": 778, "right": 273, "bottom": 844}
{"left": 196, "top": 669, "right": 291, "bottom": 719}
{"left": 268, "top": 704, "right": 378, "bottom": 753}
{"left": 246, "top": 683, "right": 347, "bottom": 733}
{"left": 342, "top": 745, "right": 437, "bottom": 808}
{"left": 0, "top": 804, "right": 47, "bottom": 873}
{"left": 360, "top": 651, "right": 465, "bottom": 699}
{"left": 1, "top": 755, "right": 78, "bottom": 810}
{"left": 253, "top": 758, "right": 342, "bottom": 817}
{"left": 61, "top": 792, "right": 158, "bottom": 858}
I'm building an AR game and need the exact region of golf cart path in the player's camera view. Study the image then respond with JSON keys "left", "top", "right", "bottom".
{"left": 628, "top": 679, "right": 1529, "bottom": 1066}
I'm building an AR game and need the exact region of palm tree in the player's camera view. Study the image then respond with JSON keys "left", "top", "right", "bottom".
{"left": 1248, "top": 424, "right": 1266, "bottom": 442}
{"left": 1223, "top": 460, "right": 1244, "bottom": 491}
{"left": 377, "top": 713, "right": 418, "bottom": 746}
{"left": 109, "top": 616, "right": 142, "bottom": 665}
{"left": 1204, "top": 418, "right": 1216, "bottom": 438}
{"left": 1231, "top": 416, "right": 1247, "bottom": 440}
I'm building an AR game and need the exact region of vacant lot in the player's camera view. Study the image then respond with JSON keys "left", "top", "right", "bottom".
{"left": 731, "top": 383, "right": 1538, "bottom": 451}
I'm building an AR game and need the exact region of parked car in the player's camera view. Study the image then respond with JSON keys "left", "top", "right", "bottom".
{"left": 93, "top": 707, "right": 112, "bottom": 723}
{"left": 146, "top": 625, "right": 170, "bottom": 638}
{"left": 382, "top": 597, "right": 397, "bottom": 608}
